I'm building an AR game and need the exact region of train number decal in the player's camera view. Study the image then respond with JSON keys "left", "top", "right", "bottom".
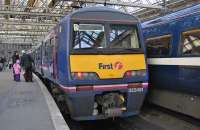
{"left": 128, "top": 88, "right": 143, "bottom": 93}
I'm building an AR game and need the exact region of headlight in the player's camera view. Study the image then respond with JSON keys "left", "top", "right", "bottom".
{"left": 71, "top": 72, "right": 98, "bottom": 80}
{"left": 124, "top": 70, "right": 146, "bottom": 78}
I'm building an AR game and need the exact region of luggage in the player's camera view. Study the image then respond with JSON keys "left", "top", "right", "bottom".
{"left": 23, "top": 70, "right": 32, "bottom": 82}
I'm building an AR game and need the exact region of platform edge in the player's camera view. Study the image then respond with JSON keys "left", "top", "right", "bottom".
{"left": 34, "top": 74, "right": 70, "bottom": 130}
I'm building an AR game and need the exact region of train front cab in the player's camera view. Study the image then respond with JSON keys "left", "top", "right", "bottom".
{"left": 59, "top": 8, "right": 148, "bottom": 120}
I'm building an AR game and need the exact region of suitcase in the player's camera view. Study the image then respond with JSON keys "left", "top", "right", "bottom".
{"left": 24, "top": 71, "right": 32, "bottom": 82}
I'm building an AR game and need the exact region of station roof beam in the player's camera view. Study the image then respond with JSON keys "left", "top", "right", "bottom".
{"left": 73, "top": 0, "right": 163, "bottom": 9}
{"left": 0, "top": 6, "right": 65, "bottom": 17}
{"left": 24, "top": 0, "right": 37, "bottom": 12}
{"left": 4, "top": 0, "right": 10, "bottom": 19}
{"left": 48, "top": 0, "right": 60, "bottom": 8}
{"left": 0, "top": 20, "right": 55, "bottom": 26}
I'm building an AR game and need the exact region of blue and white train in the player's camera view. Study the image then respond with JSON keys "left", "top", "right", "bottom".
{"left": 142, "top": 4, "right": 200, "bottom": 119}
{"left": 32, "top": 7, "right": 148, "bottom": 120}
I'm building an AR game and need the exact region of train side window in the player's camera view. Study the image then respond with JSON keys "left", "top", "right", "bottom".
{"left": 44, "top": 39, "right": 52, "bottom": 63}
{"left": 44, "top": 42, "right": 48, "bottom": 56}
{"left": 146, "top": 35, "right": 171, "bottom": 57}
{"left": 181, "top": 29, "right": 200, "bottom": 55}
{"left": 47, "top": 39, "right": 54, "bottom": 62}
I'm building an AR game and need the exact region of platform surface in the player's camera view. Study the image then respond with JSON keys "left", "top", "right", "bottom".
{"left": 0, "top": 71, "right": 68, "bottom": 130}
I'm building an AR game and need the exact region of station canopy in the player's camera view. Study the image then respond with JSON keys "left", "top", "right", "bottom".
{"left": 0, "top": 0, "right": 198, "bottom": 46}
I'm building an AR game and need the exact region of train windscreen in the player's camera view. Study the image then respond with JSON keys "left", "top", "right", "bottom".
{"left": 72, "top": 24, "right": 140, "bottom": 50}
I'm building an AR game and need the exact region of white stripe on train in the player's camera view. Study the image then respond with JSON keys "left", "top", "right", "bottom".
{"left": 147, "top": 57, "right": 200, "bottom": 66}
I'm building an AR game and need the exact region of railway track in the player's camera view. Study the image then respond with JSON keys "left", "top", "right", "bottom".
{"left": 61, "top": 106, "right": 200, "bottom": 130}
{"left": 42, "top": 79, "right": 200, "bottom": 130}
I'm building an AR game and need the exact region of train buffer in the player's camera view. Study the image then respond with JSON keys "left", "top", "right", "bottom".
{"left": 0, "top": 71, "right": 69, "bottom": 130}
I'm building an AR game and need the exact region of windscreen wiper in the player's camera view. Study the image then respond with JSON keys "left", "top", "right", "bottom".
{"left": 123, "top": 48, "right": 141, "bottom": 51}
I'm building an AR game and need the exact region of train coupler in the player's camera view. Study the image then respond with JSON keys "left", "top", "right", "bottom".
{"left": 94, "top": 92, "right": 127, "bottom": 117}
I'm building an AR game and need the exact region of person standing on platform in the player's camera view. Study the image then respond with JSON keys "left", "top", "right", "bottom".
{"left": 1, "top": 57, "right": 6, "bottom": 70}
{"left": 13, "top": 59, "right": 21, "bottom": 82}
{"left": 8, "top": 60, "right": 12, "bottom": 69}
{"left": 12, "top": 51, "right": 20, "bottom": 67}
{"left": 0, "top": 57, "right": 3, "bottom": 71}
{"left": 20, "top": 50, "right": 34, "bottom": 82}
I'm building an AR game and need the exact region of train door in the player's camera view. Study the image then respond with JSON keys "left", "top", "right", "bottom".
{"left": 52, "top": 36, "right": 58, "bottom": 79}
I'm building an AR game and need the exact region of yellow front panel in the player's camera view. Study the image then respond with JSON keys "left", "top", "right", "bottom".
{"left": 70, "top": 54, "right": 146, "bottom": 79}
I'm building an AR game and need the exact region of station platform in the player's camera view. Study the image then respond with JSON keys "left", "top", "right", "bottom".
{"left": 0, "top": 71, "right": 70, "bottom": 130}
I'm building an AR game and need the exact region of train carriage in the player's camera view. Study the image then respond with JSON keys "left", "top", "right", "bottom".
{"left": 34, "top": 7, "right": 148, "bottom": 120}
{"left": 142, "top": 4, "right": 200, "bottom": 119}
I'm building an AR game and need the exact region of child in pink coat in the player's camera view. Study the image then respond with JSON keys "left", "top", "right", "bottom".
{"left": 13, "top": 60, "right": 21, "bottom": 82}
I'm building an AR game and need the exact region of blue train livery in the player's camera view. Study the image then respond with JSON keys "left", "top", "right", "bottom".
{"left": 32, "top": 7, "right": 148, "bottom": 120}
{"left": 142, "top": 4, "right": 200, "bottom": 119}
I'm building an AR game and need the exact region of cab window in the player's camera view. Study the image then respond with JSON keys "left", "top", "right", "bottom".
{"left": 181, "top": 29, "right": 200, "bottom": 55}
{"left": 73, "top": 24, "right": 106, "bottom": 49}
{"left": 108, "top": 24, "right": 140, "bottom": 49}
{"left": 146, "top": 35, "right": 171, "bottom": 57}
